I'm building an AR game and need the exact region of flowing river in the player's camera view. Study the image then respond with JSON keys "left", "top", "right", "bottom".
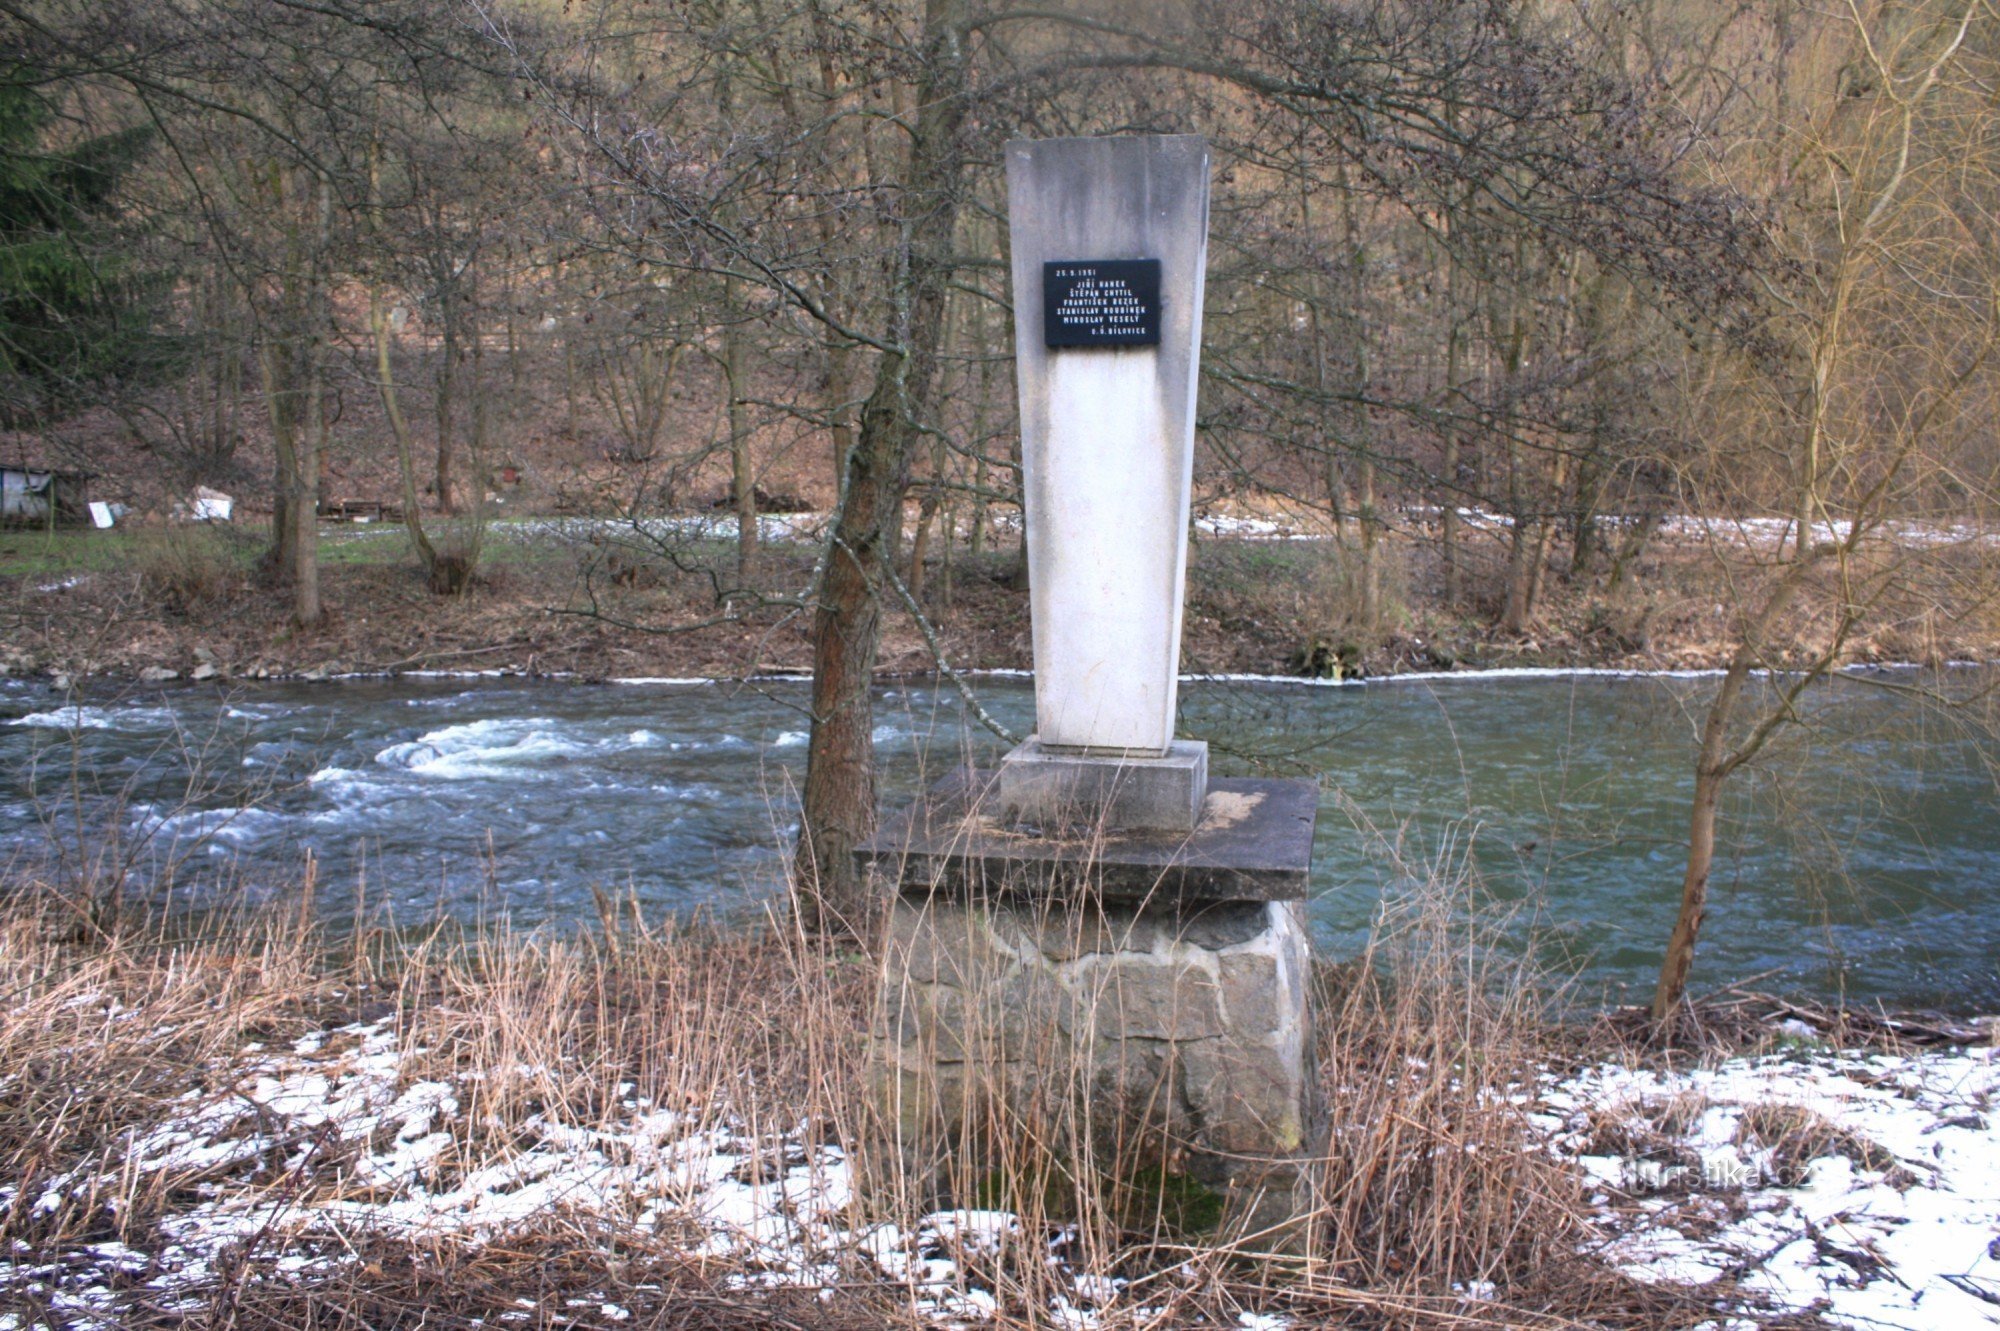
{"left": 2, "top": 669, "right": 1995, "bottom": 1009}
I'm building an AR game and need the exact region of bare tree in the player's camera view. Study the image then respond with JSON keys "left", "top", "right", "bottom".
{"left": 1653, "top": 0, "right": 1998, "bottom": 1022}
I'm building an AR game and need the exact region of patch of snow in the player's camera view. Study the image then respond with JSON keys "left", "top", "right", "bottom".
{"left": 23, "top": 991, "right": 1994, "bottom": 1330}
{"left": 1542, "top": 1045, "right": 2000, "bottom": 1328}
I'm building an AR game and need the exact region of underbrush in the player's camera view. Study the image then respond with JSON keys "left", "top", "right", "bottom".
{"left": 130, "top": 523, "right": 253, "bottom": 615}
{"left": 0, "top": 872, "right": 1725, "bottom": 1329}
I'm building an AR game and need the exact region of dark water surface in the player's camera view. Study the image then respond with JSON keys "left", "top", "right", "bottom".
{"left": 2, "top": 669, "right": 1995, "bottom": 1009}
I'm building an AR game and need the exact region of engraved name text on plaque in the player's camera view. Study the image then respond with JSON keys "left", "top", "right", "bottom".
{"left": 1041, "top": 259, "right": 1161, "bottom": 348}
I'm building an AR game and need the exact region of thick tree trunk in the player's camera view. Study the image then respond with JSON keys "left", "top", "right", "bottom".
{"left": 374, "top": 293, "right": 447, "bottom": 587}
{"left": 1438, "top": 213, "right": 1470, "bottom": 605}
{"left": 1439, "top": 435, "right": 1460, "bottom": 604}
{"left": 264, "top": 371, "right": 298, "bottom": 585}
{"left": 1357, "top": 456, "right": 1380, "bottom": 631}
{"left": 1522, "top": 451, "right": 1567, "bottom": 618}
{"left": 794, "top": 393, "right": 899, "bottom": 935}
{"left": 969, "top": 439, "right": 988, "bottom": 555}
{"left": 968, "top": 288, "right": 993, "bottom": 559}
{"left": 260, "top": 329, "right": 325, "bottom": 629}
{"left": 369, "top": 139, "right": 447, "bottom": 592}
{"left": 1337, "top": 168, "right": 1378, "bottom": 629}
{"left": 292, "top": 376, "right": 322, "bottom": 627}
{"left": 792, "top": 0, "right": 966, "bottom": 935}
{"left": 251, "top": 166, "right": 327, "bottom": 628}
{"left": 1570, "top": 463, "right": 1604, "bottom": 577}
{"left": 824, "top": 343, "right": 855, "bottom": 495}
{"left": 908, "top": 489, "right": 936, "bottom": 602}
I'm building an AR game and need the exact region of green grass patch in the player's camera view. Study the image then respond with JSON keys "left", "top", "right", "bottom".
{"left": 0, "top": 528, "right": 145, "bottom": 577}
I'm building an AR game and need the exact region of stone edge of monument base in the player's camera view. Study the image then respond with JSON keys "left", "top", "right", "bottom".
{"left": 856, "top": 769, "right": 1317, "bottom": 906}
{"left": 996, "top": 735, "right": 1209, "bottom": 833}
{"left": 854, "top": 771, "right": 1324, "bottom": 1255}
{"left": 863, "top": 890, "right": 1324, "bottom": 1257}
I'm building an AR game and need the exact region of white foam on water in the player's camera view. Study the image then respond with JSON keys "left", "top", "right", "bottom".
{"left": 402, "top": 690, "right": 491, "bottom": 707}
{"left": 8, "top": 706, "right": 119, "bottom": 729}
{"left": 647, "top": 781, "right": 726, "bottom": 803}
{"left": 768, "top": 725, "right": 900, "bottom": 749}
{"left": 361, "top": 716, "right": 703, "bottom": 783}
{"left": 7, "top": 703, "right": 184, "bottom": 730}
{"left": 372, "top": 717, "right": 591, "bottom": 780}
{"left": 666, "top": 734, "right": 750, "bottom": 753}
{"left": 141, "top": 806, "right": 288, "bottom": 848}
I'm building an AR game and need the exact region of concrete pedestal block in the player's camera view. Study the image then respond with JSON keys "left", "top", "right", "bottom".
{"left": 997, "top": 735, "right": 1209, "bottom": 832}
{"left": 867, "top": 890, "right": 1322, "bottom": 1249}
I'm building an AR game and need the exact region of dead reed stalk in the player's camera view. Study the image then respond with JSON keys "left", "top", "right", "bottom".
{"left": 0, "top": 850, "right": 1633, "bottom": 1328}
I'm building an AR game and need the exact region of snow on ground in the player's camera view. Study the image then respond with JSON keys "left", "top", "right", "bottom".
{"left": 1540, "top": 1044, "right": 2000, "bottom": 1328}
{"left": 312, "top": 506, "right": 2000, "bottom": 558}
{"left": 0, "top": 1016, "right": 1130, "bottom": 1327}
{"left": 4, "top": 1004, "right": 1994, "bottom": 1328}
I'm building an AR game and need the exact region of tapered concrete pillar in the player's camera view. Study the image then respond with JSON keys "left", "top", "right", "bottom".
{"left": 1006, "top": 135, "right": 1209, "bottom": 757}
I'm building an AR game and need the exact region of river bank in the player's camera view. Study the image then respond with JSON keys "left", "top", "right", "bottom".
{"left": 0, "top": 880, "right": 1993, "bottom": 1331}
{"left": 5, "top": 516, "right": 1996, "bottom": 689}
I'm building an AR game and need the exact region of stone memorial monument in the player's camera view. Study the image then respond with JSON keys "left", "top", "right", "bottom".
{"left": 860, "top": 135, "right": 1321, "bottom": 1244}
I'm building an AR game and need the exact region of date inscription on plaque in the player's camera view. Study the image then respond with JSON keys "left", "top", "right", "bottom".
{"left": 1043, "top": 259, "right": 1161, "bottom": 348}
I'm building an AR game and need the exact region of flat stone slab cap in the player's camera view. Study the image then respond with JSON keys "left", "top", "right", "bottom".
{"left": 858, "top": 768, "right": 1318, "bottom": 903}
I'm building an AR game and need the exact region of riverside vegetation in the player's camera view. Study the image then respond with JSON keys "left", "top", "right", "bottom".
{"left": 7, "top": 513, "right": 2000, "bottom": 687}
{"left": 1, "top": 848, "right": 1995, "bottom": 1329}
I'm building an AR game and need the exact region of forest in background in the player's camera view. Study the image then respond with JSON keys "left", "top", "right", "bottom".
{"left": 3, "top": 0, "right": 1993, "bottom": 616}
{"left": 5, "top": 0, "right": 2000, "bottom": 994}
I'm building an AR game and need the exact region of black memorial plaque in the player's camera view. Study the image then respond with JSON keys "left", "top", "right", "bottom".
{"left": 1042, "top": 259, "right": 1161, "bottom": 348}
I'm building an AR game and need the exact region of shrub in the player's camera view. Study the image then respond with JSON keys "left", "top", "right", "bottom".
{"left": 132, "top": 522, "right": 247, "bottom": 614}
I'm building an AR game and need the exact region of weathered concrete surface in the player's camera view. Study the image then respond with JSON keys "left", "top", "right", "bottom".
{"left": 857, "top": 768, "right": 1317, "bottom": 904}
{"left": 997, "top": 735, "right": 1209, "bottom": 832}
{"left": 1007, "top": 136, "right": 1210, "bottom": 755}
{"left": 870, "top": 891, "right": 1321, "bottom": 1246}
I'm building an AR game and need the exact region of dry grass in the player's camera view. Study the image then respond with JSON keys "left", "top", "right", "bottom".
{"left": 0, "top": 861, "right": 1744, "bottom": 1329}
{"left": 1731, "top": 1102, "right": 1912, "bottom": 1188}
{"left": 129, "top": 522, "right": 250, "bottom": 616}
{"left": 0, "top": 887, "right": 344, "bottom": 1254}
{"left": 1313, "top": 889, "right": 1586, "bottom": 1291}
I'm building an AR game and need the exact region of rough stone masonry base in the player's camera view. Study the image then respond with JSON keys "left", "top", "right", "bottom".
{"left": 869, "top": 890, "right": 1322, "bottom": 1246}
